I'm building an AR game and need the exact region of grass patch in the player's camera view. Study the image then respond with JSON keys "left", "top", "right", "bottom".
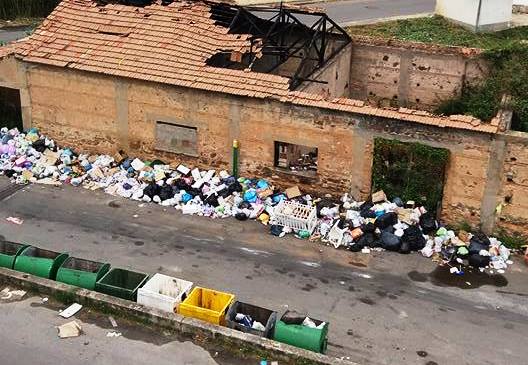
{"left": 347, "top": 15, "right": 528, "bottom": 49}
{"left": 348, "top": 16, "right": 528, "bottom": 132}
{"left": 495, "top": 230, "right": 528, "bottom": 251}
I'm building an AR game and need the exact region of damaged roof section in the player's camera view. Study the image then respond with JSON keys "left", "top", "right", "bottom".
{"left": 13, "top": 0, "right": 293, "bottom": 98}
{"left": 207, "top": 2, "right": 351, "bottom": 89}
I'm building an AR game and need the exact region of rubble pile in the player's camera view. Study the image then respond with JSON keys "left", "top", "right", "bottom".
{"left": 0, "top": 127, "right": 514, "bottom": 275}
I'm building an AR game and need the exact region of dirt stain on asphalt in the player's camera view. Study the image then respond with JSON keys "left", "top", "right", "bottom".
{"left": 408, "top": 267, "right": 508, "bottom": 289}
{"left": 417, "top": 350, "right": 428, "bottom": 357}
{"left": 359, "top": 297, "right": 375, "bottom": 305}
{"left": 301, "top": 283, "right": 317, "bottom": 292}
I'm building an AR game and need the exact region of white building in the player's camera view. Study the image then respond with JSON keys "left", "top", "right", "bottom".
{"left": 436, "top": 0, "right": 513, "bottom": 31}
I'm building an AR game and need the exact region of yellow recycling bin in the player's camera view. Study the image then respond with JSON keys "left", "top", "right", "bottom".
{"left": 178, "top": 287, "right": 234, "bottom": 326}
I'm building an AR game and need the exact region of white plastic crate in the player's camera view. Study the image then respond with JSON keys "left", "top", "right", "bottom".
{"left": 137, "top": 273, "right": 193, "bottom": 313}
{"left": 271, "top": 200, "right": 317, "bottom": 234}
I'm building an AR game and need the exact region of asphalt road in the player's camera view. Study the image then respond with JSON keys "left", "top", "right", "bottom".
{"left": 1, "top": 178, "right": 528, "bottom": 365}
{"left": 304, "top": 0, "right": 435, "bottom": 25}
{"left": 0, "top": 294, "right": 243, "bottom": 365}
{"left": 0, "top": 26, "right": 31, "bottom": 43}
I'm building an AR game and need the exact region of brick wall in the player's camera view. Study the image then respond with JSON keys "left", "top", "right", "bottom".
{"left": 348, "top": 37, "right": 487, "bottom": 111}
{"left": 19, "top": 63, "right": 527, "bottom": 235}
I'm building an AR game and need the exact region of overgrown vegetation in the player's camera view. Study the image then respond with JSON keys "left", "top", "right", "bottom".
{"left": 0, "top": 0, "right": 59, "bottom": 20}
{"left": 347, "top": 16, "right": 528, "bottom": 132}
{"left": 372, "top": 138, "right": 449, "bottom": 214}
{"left": 495, "top": 229, "right": 528, "bottom": 251}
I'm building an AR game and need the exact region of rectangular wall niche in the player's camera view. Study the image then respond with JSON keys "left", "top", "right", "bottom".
{"left": 155, "top": 121, "right": 198, "bottom": 156}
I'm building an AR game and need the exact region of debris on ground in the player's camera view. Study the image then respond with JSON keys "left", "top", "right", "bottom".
{"left": 108, "top": 316, "right": 118, "bottom": 328}
{"left": 59, "top": 303, "right": 82, "bottom": 319}
{"left": 0, "top": 127, "right": 517, "bottom": 275}
{"left": 5, "top": 217, "right": 23, "bottom": 225}
{"left": 106, "top": 331, "right": 122, "bottom": 338}
{"left": 57, "top": 321, "right": 82, "bottom": 338}
{"left": 0, "top": 287, "right": 27, "bottom": 300}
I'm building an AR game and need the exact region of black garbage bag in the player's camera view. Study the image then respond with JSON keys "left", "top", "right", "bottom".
{"left": 235, "top": 212, "right": 248, "bottom": 221}
{"left": 357, "top": 232, "right": 377, "bottom": 248}
{"left": 150, "top": 159, "right": 165, "bottom": 166}
{"left": 217, "top": 187, "right": 231, "bottom": 198}
{"left": 381, "top": 231, "right": 401, "bottom": 251}
{"left": 316, "top": 199, "right": 335, "bottom": 217}
{"left": 375, "top": 212, "right": 398, "bottom": 230}
{"left": 174, "top": 178, "right": 191, "bottom": 191}
{"left": 227, "top": 181, "right": 243, "bottom": 194}
{"left": 401, "top": 225, "right": 426, "bottom": 251}
{"left": 349, "top": 242, "right": 364, "bottom": 252}
{"left": 468, "top": 253, "right": 491, "bottom": 268}
{"left": 359, "top": 201, "right": 376, "bottom": 219}
{"left": 32, "top": 139, "right": 47, "bottom": 153}
{"left": 270, "top": 224, "right": 283, "bottom": 237}
{"left": 204, "top": 193, "right": 219, "bottom": 207}
{"left": 238, "top": 201, "right": 251, "bottom": 209}
{"left": 362, "top": 222, "right": 376, "bottom": 233}
{"left": 281, "top": 311, "right": 306, "bottom": 325}
{"left": 419, "top": 213, "right": 438, "bottom": 234}
{"left": 4, "top": 169, "right": 16, "bottom": 178}
{"left": 470, "top": 232, "right": 491, "bottom": 247}
{"left": 143, "top": 182, "right": 161, "bottom": 199}
{"left": 392, "top": 197, "right": 404, "bottom": 207}
{"left": 337, "top": 218, "right": 349, "bottom": 229}
{"left": 399, "top": 240, "right": 411, "bottom": 254}
{"left": 159, "top": 184, "right": 175, "bottom": 201}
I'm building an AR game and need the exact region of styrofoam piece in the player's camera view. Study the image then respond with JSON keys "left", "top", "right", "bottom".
{"left": 270, "top": 200, "right": 317, "bottom": 234}
{"left": 138, "top": 273, "right": 194, "bottom": 313}
{"left": 176, "top": 164, "right": 190, "bottom": 175}
{"left": 131, "top": 158, "right": 145, "bottom": 171}
{"left": 191, "top": 168, "right": 201, "bottom": 181}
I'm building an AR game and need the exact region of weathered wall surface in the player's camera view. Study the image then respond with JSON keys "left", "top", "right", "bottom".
{"left": 495, "top": 132, "right": 528, "bottom": 236}
{"left": 20, "top": 62, "right": 528, "bottom": 235}
{"left": 27, "top": 65, "right": 119, "bottom": 153}
{"left": 348, "top": 38, "right": 487, "bottom": 111}
{"left": 0, "top": 56, "right": 32, "bottom": 130}
{"left": 297, "top": 44, "right": 352, "bottom": 99}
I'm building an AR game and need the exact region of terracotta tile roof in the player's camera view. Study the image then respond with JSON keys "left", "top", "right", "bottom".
{"left": 4, "top": 0, "right": 498, "bottom": 134}
{"left": 13, "top": 0, "right": 290, "bottom": 97}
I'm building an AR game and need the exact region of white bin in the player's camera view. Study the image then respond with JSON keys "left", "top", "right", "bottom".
{"left": 137, "top": 273, "right": 193, "bottom": 313}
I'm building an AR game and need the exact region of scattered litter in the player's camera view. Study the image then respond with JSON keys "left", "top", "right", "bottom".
{"left": 0, "top": 287, "right": 26, "bottom": 300}
{"left": 0, "top": 127, "right": 516, "bottom": 277}
{"left": 5, "top": 217, "right": 23, "bottom": 225}
{"left": 106, "top": 331, "right": 122, "bottom": 338}
{"left": 108, "top": 316, "right": 118, "bottom": 328}
{"left": 57, "top": 321, "right": 82, "bottom": 338}
{"left": 59, "top": 303, "right": 83, "bottom": 318}
{"left": 42, "top": 297, "right": 49, "bottom": 303}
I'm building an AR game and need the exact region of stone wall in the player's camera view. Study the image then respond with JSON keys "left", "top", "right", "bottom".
{"left": 348, "top": 37, "right": 487, "bottom": 111}
{"left": 297, "top": 43, "right": 352, "bottom": 99}
{"left": 16, "top": 62, "right": 527, "bottom": 234}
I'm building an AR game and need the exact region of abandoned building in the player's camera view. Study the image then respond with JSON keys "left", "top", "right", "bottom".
{"left": 0, "top": 0, "right": 527, "bottom": 236}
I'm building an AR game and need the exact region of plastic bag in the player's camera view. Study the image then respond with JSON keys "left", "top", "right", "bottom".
{"left": 401, "top": 225, "right": 426, "bottom": 251}
{"left": 419, "top": 212, "right": 438, "bottom": 234}
{"left": 381, "top": 231, "right": 401, "bottom": 251}
{"left": 375, "top": 212, "right": 398, "bottom": 230}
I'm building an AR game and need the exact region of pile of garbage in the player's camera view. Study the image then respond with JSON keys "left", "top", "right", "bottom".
{"left": 0, "top": 127, "right": 514, "bottom": 275}
{"left": 233, "top": 313, "right": 266, "bottom": 332}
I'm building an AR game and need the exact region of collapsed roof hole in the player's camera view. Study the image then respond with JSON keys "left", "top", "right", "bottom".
{"left": 205, "top": 3, "right": 351, "bottom": 90}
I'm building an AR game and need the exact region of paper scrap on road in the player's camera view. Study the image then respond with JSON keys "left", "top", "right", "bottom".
{"left": 106, "top": 331, "right": 122, "bottom": 338}
{"left": 59, "top": 303, "right": 83, "bottom": 318}
{"left": 6, "top": 217, "right": 23, "bottom": 225}
{"left": 108, "top": 316, "right": 118, "bottom": 328}
{"left": 0, "top": 287, "right": 27, "bottom": 300}
{"left": 57, "top": 321, "right": 82, "bottom": 338}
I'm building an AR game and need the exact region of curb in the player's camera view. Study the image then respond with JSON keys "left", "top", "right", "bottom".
{"left": 0, "top": 267, "right": 358, "bottom": 365}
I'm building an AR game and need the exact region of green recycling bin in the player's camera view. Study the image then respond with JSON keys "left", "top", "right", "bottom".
{"left": 56, "top": 257, "right": 110, "bottom": 290}
{"left": 13, "top": 246, "right": 69, "bottom": 280}
{"left": 0, "top": 241, "right": 28, "bottom": 269}
{"left": 273, "top": 311, "right": 329, "bottom": 354}
{"left": 95, "top": 268, "right": 149, "bottom": 301}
